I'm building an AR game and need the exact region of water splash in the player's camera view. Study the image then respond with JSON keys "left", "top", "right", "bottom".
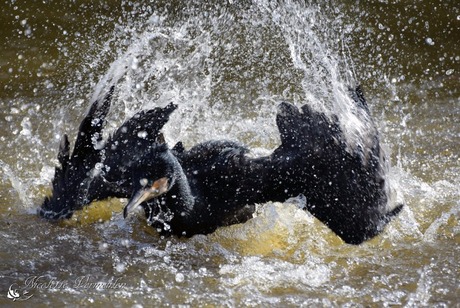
{"left": 2, "top": 1, "right": 458, "bottom": 306}
{"left": 85, "top": 0, "right": 375, "bottom": 152}
{"left": 0, "top": 160, "right": 32, "bottom": 210}
{"left": 219, "top": 255, "right": 330, "bottom": 291}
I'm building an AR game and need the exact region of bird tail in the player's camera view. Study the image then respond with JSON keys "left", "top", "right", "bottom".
{"left": 383, "top": 203, "right": 404, "bottom": 223}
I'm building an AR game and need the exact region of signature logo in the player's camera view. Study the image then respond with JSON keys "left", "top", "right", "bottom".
{"left": 6, "top": 284, "right": 33, "bottom": 301}
{"left": 5, "top": 275, "right": 126, "bottom": 300}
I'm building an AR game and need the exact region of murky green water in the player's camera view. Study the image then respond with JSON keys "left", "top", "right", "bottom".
{"left": 1, "top": 1, "right": 459, "bottom": 306}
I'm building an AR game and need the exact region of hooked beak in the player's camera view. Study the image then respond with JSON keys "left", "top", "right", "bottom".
{"left": 123, "top": 177, "right": 169, "bottom": 219}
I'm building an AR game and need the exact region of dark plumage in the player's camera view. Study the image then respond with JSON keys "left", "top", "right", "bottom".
{"left": 40, "top": 85, "right": 403, "bottom": 244}
{"left": 270, "top": 93, "right": 404, "bottom": 244}
{"left": 39, "top": 87, "right": 177, "bottom": 219}
{"left": 124, "top": 140, "right": 261, "bottom": 236}
{"left": 122, "top": 86, "right": 403, "bottom": 244}
{"left": 40, "top": 87, "right": 115, "bottom": 219}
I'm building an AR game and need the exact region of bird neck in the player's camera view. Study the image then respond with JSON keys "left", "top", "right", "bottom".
{"left": 168, "top": 168, "right": 195, "bottom": 214}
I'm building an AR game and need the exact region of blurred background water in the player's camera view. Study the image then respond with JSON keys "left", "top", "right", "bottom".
{"left": 0, "top": 0, "right": 458, "bottom": 306}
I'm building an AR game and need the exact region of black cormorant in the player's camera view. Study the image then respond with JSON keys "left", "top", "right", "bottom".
{"left": 40, "top": 85, "right": 403, "bottom": 244}
{"left": 121, "top": 86, "right": 403, "bottom": 244}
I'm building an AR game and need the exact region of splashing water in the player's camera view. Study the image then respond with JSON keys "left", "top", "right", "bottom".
{"left": 0, "top": 1, "right": 458, "bottom": 306}
{"left": 88, "top": 1, "right": 376, "bottom": 151}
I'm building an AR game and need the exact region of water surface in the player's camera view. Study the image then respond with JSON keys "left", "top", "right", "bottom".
{"left": 1, "top": 1, "right": 458, "bottom": 306}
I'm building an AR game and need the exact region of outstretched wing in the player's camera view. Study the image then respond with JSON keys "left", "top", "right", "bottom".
{"left": 40, "top": 86, "right": 114, "bottom": 219}
{"left": 102, "top": 103, "right": 178, "bottom": 187}
{"left": 268, "top": 86, "right": 401, "bottom": 244}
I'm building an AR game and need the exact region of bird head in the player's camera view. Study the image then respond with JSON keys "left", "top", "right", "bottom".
{"left": 123, "top": 143, "right": 178, "bottom": 219}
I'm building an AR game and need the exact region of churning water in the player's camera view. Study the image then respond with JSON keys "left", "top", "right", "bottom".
{"left": 1, "top": 1, "right": 458, "bottom": 306}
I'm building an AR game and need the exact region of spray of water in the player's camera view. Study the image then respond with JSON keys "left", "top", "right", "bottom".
{"left": 84, "top": 1, "right": 379, "bottom": 154}
{"left": 1, "top": 1, "right": 459, "bottom": 306}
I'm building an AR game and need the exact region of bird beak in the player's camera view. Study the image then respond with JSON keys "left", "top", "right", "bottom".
{"left": 123, "top": 177, "right": 169, "bottom": 219}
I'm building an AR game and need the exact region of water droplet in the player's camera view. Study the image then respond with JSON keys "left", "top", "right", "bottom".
{"left": 99, "top": 242, "right": 109, "bottom": 251}
{"left": 425, "top": 37, "right": 435, "bottom": 46}
{"left": 91, "top": 118, "right": 100, "bottom": 126}
{"left": 95, "top": 162, "right": 103, "bottom": 170}
{"left": 131, "top": 57, "right": 139, "bottom": 70}
{"left": 175, "top": 273, "right": 185, "bottom": 283}
{"left": 137, "top": 131, "right": 148, "bottom": 138}
{"left": 20, "top": 117, "right": 32, "bottom": 136}
{"left": 115, "top": 262, "right": 126, "bottom": 273}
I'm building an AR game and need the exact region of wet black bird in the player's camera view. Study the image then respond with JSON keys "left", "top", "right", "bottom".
{"left": 40, "top": 85, "right": 403, "bottom": 244}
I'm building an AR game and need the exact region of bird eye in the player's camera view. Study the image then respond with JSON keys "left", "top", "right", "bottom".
{"left": 140, "top": 178, "right": 148, "bottom": 186}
